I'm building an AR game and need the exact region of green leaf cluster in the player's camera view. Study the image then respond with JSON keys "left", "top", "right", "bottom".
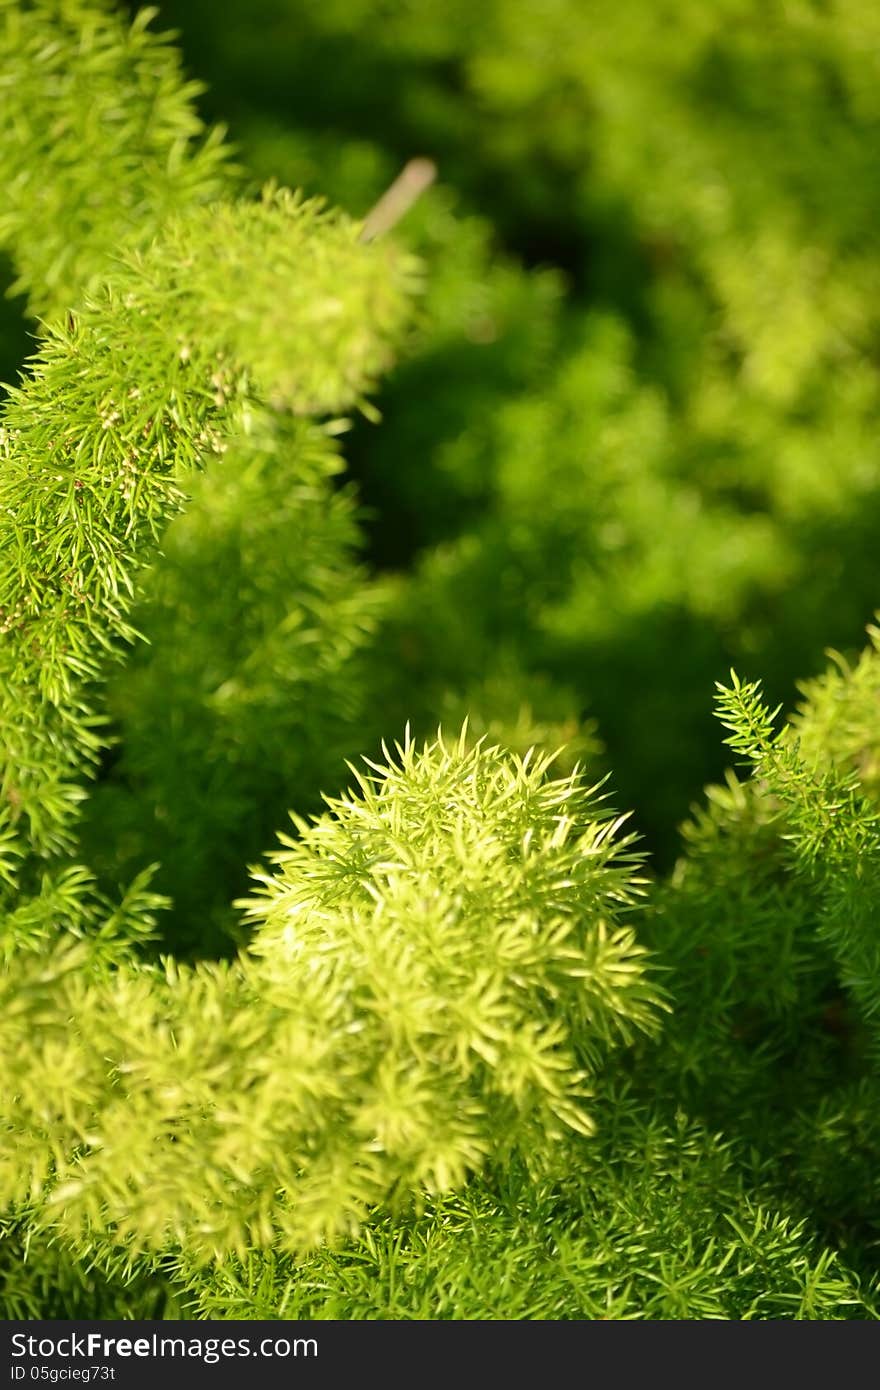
{"left": 2, "top": 0, "right": 880, "bottom": 1322}
{"left": 0, "top": 186, "right": 414, "bottom": 869}
{"left": 159, "top": 0, "right": 880, "bottom": 850}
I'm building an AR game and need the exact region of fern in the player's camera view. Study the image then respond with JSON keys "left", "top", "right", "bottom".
{"left": 0, "top": 190, "right": 415, "bottom": 870}
{"left": 2, "top": 734, "right": 660, "bottom": 1260}
{"left": 3, "top": 0, "right": 880, "bottom": 1323}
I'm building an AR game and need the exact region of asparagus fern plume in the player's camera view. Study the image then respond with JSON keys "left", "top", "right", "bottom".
{"left": 5, "top": 0, "right": 879, "bottom": 1325}
{"left": 716, "top": 670, "right": 880, "bottom": 1044}
{"left": 0, "top": 191, "right": 416, "bottom": 871}
{"left": 78, "top": 412, "right": 386, "bottom": 955}
{"left": 2, "top": 732, "right": 661, "bottom": 1257}
{"left": 0, "top": 0, "right": 231, "bottom": 320}
{"left": 243, "top": 731, "right": 664, "bottom": 1139}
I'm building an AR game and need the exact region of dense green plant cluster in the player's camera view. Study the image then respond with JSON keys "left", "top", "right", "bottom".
{"left": 2, "top": 735, "right": 662, "bottom": 1261}
{"left": 2, "top": 0, "right": 880, "bottom": 1320}
{"left": 0, "top": 189, "right": 412, "bottom": 881}
{"left": 79, "top": 413, "right": 385, "bottom": 953}
{"left": 145, "top": 0, "right": 880, "bottom": 851}
{"left": 0, "top": 0, "right": 230, "bottom": 319}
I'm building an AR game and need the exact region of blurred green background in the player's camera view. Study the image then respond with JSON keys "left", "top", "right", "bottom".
{"left": 8, "top": 0, "right": 880, "bottom": 937}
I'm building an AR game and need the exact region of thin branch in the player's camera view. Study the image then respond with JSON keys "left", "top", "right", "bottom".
{"left": 359, "top": 158, "right": 437, "bottom": 242}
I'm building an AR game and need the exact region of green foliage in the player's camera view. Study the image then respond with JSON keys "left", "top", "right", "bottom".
{"left": 77, "top": 413, "right": 385, "bottom": 954}
{"left": 0, "top": 1213, "right": 176, "bottom": 1320}
{"left": 155, "top": 0, "right": 880, "bottom": 848}
{"left": 244, "top": 732, "right": 662, "bottom": 1111}
{"left": 0, "top": 189, "right": 414, "bottom": 869}
{"left": 4, "top": 0, "right": 880, "bottom": 1323}
{"left": 0, "top": 0, "right": 231, "bottom": 320}
{"left": 792, "top": 624, "right": 880, "bottom": 802}
{"left": 1, "top": 735, "right": 658, "bottom": 1264}
{"left": 716, "top": 670, "right": 880, "bottom": 1042}
{"left": 162, "top": 0, "right": 880, "bottom": 409}
{"left": 170, "top": 1107, "right": 877, "bottom": 1320}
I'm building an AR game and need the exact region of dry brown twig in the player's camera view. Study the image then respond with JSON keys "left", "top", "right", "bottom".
{"left": 359, "top": 157, "right": 437, "bottom": 242}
